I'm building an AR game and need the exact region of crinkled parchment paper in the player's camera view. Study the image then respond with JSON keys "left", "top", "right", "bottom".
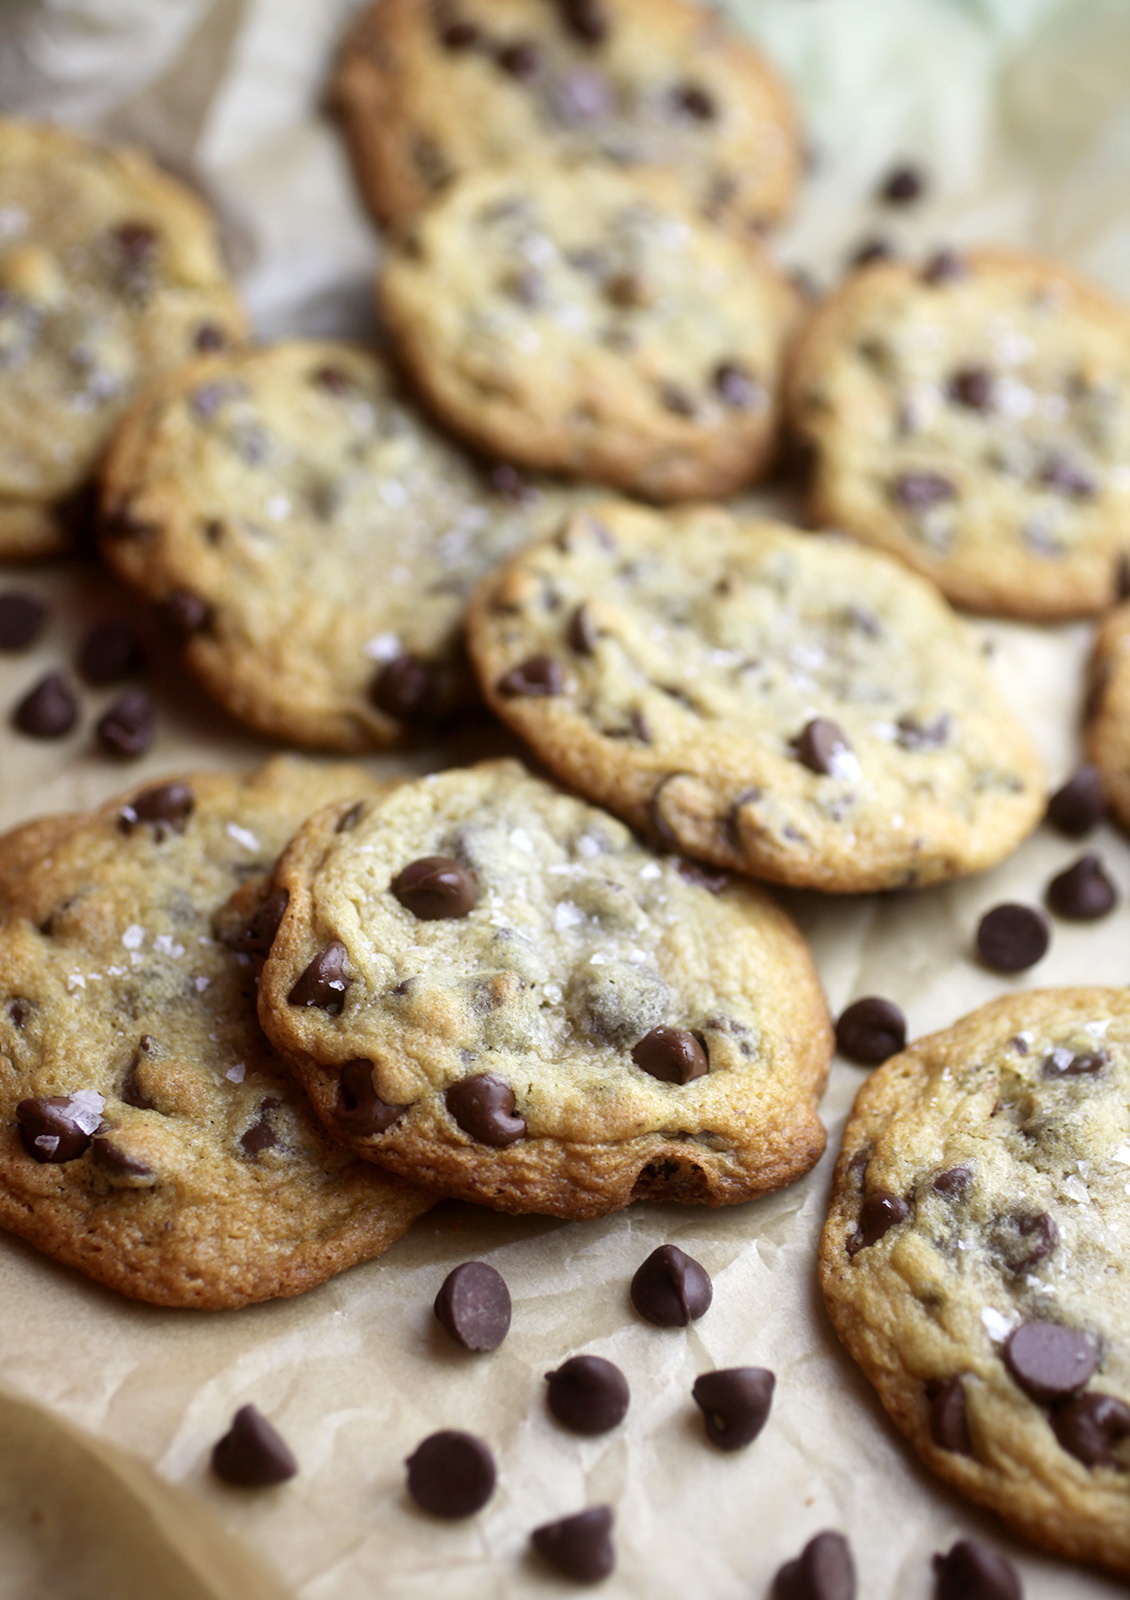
{"left": 0, "top": 1, "right": 1128, "bottom": 1595}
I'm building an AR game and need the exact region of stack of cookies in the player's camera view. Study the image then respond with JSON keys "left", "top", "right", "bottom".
{"left": 0, "top": 0, "right": 1129, "bottom": 1589}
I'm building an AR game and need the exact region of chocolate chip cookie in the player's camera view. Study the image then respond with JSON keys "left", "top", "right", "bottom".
{"left": 0, "top": 759, "right": 431, "bottom": 1308}
{"left": 379, "top": 162, "right": 799, "bottom": 501}
{"left": 466, "top": 504, "right": 1045, "bottom": 892}
{"left": 0, "top": 117, "right": 246, "bottom": 561}
{"left": 256, "top": 760, "right": 832, "bottom": 1218}
{"left": 820, "top": 990, "right": 1130, "bottom": 1579}
{"left": 336, "top": 0, "right": 799, "bottom": 234}
{"left": 99, "top": 340, "right": 571, "bottom": 750}
{"left": 786, "top": 250, "right": 1130, "bottom": 619}
{"left": 1087, "top": 601, "right": 1130, "bottom": 836}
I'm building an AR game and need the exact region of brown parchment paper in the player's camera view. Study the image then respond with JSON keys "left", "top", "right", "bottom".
{"left": 0, "top": 1, "right": 1129, "bottom": 1595}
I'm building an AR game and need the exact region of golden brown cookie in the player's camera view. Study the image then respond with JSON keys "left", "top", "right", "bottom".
{"left": 1087, "top": 600, "right": 1130, "bottom": 835}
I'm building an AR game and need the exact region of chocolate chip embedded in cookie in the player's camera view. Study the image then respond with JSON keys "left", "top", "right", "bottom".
{"left": 820, "top": 989, "right": 1130, "bottom": 1580}
{"left": 0, "top": 758, "right": 431, "bottom": 1308}
{"left": 787, "top": 249, "right": 1130, "bottom": 620}
{"left": 256, "top": 760, "right": 832, "bottom": 1218}
{"left": 379, "top": 162, "right": 799, "bottom": 502}
{"left": 467, "top": 503, "right": 1044, "bottom": 893}
{"left": 1087, "top": 601, "right": 1130, "bottom": 837}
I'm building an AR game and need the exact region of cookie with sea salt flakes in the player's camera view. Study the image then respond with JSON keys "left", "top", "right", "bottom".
{"left": 256, "top": 760, "right": 832, "bottom": 1219}
{"left": 786, "top": 249, "right": 1130, "bottom": 620}
{"left": 1087, "top": 601, "right": 1130, "bottom": 836}
{"left": 99, "top": 340, "right": 574, "bottom": 751}
{"left": 336, "top": 0, "right": 799, "bottom": 235}
{"left": 379, "top": 162, "right": 799, "bottom": 502}
{"left": 0, "top": 117, "right": 245, "bottom": 561}
{"left": 0, "top": 758, "right": 431, "bottom": 1309}
{"left": 819, "top": 990, "right": 1130, "bottom": 1579}
{"left": 466, "top": 503, "right": 1044, "bottom": 893}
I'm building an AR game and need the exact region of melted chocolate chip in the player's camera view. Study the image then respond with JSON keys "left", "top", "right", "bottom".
{"left": 848, "top": 1191, "right": 909, "bottom": 1255}
{"left": 240, "top": 1098, "right": 280, "bottom": 1157}
{"left": 1042, "top": 1045, "right": 1107, "bottom": 1079}
{"left": 850, "top": 237, "right": 895, "bottom": 269}
{"left": 1005, "top": 1321, "right": 1095, "bottom": 1403}
{"left": 497, "top": 39, "right": 540, "bottom": 77}
{"left": 193, "top": 322, "right": 229, "bottom": 352}
{"left": 630, "top": 1243, "right": 712, "bottom": 1327}
{"left": 497, "top": 655, "right": 565, "bottom": 697}
{"left": 371, "top": 652, "right": 438, "bottom": 722}
{"left": 793, "top": 717, "right": 852, "bottom": 776}
{"left": 558, "top": 0, "right": 609, "bottom": 44}
{"left": 692, "top": 1367, "right": 775, "bottom": 1452}
{"left": 713, "top": 361, "right": 764, "bottom": 410}
{"left": 932, "top": 1541, "right": 1021, "bottom": 1600}
{"left": 8, "top": 1000, "right": 29, "bottom": 1028}
{"left": 211, "top": 1405, "right": 298, "bottom": 1488}
{"left": 545, "top": 1355, "right": 629, "bottom": 1435}
{"left": 434, "top": 1261, "right": 511, "bottom": 1352}
{"left": 406, "top": 1431, "right": 496, "bottom": 1517}
{"left": 922, "top": 249, "right": 967, "bottom": 285}
{"left": 287, "top": 940, "right": 350, "bottom": 1013}
{"left": 895, "top": 713, "right": 952, "bottom": 752}
{"left": 446, "top": 1074, "right": 525, "bottom": 1145}
{"left": 1051, "top": 1392, "right": 1130, "bottom": 1468}
{"left": 567, "top": 603, "right": 601, "bottom": 654}
{"left": 835, "top": 997, "right": 906, "bottom": 1066}
{"left": 113, "top": 221, "right": 157, "bottom": 265}
{"left": 91, "top": 1136, "right": 154, "bottom": 1182}
{"left": 975, "top": 903, "right": 1049, "bottom": 972}
{"left": 229, "top": 888, "right": 289, "bottom": 957}
{"left": 949, "top": 366, "right": 995, "bottom": 411}
{"left": 159, "top": 588, "right": 210, "bottom": 637}
{"left": 893, "top": 471, "right": 956, "bottom": 509}
{"left": 929, "top": 1377, "right": 972, "bottom": 1455}
{"left": 672, "top": 81, "right": 715, "bottom": 120}
{"left": 932, "top": 1166, "right": 972, "bottom": 1198}
{"left": 0, "top": 591, "right": 47, "bottom": 652}
{"left": 773, "top": 1530, "right": 856, "bottom": 1600}
{"left": 335, "top": 1059, "right": 405, "bottom": 1136}
{"left": 1046, "top": 766, "right": 1105, "bottom": 837}
{"left": 96, "top": 689, "right": 153, "bottom": 759}
{"left": 13, "top": 672, "right": 77, "bottom": 738}
{"left": 532, "top": 1506, "right": 615, "bottom": 1584}
{"left": 631, "top": 1026, "right": 708, "bottom": 1084}
{"left": 16, "top": 1091, "right": 105, "bottom": 1163}
{"left": 676, "top": 858, "right": 730, "bottom": 893}
{"left": 440, "top": 19, "right": 479, "bottom": 49}
{"left": 120, "top": 1036, "right": 156, "bottom": 1110}
{"left": 880, "top": 164, "right": 926, "bottom": 204}
{"left": 1046, "top": 854, "right": 1118, "bottom": 920}
{"left": 77, "top": 621, "right": 143, "bottom": 685}
{"left": 1116, "top": 551, "right": 1130, "bottom": 601}
{"left": 392, "top": 856, "right": 478, "bottom": 920}
{"left": 119, "top": 781, "right": 194, "bottom": 837}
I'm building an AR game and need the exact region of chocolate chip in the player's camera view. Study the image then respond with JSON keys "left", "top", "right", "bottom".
{"left": 1005, "top": 1321, "right": 1095, "bottom": 1403}
{"left": 440, "top": 17, "right": 479, "bottom": 49}
{"left": 159, "top": 588, "right": 210, "bottom": 637}
{"left": 240, "top": 1099, "right": 279, "bottom": 1157}
{"left": 567, "top": 603, "right": 601, "bottom": 655}
{"left": 922, "top": 249, "right": 967, "bottom": 285}
{"left": 119, "top": 781, "right": 194, "bottom": 837}
{"left": 1046, "top": 853, "right": 1118, "bottom": 920}
{"left": 932, "top": 1166, "right": 972, "bottom": 1198}
{"left": 630, "top": 1026, "right": 708, "bottom": 1084}
{"left": 91, "top": 1135, "right": 154, "bottom": 1182}
{"left": 558, "top": 0, "right": 608, "bottom": 44}
{"left": 405, "top": 1431, "right": 495, "bottom": 1517}
{"left": 77, "top": 621, "right": 143, "bottom": 685}
{"left": 660, "top": 381, "right": 696, "bottom": 417}
{"left": 1116, "top": 552, "right": 1130, "bottom": 601}
{"left": 446, "top": 1074, "right": 525, "bottom": 1146}
{"left": 773, "top": 1530, "right": 856, "bottom": 1600}
{"left": 0, "top": 591, "right": 47, "bottom": 652}
{"left": 8, "top": 1000, "right": 29, "bottom": 1028}
{"left": 532, "top": 1506, "right": 615, "bottom": 1584}
{"left": 676, "top": 858, "right": 730, "bottom": 893}
{"left": 932, "top": 1541, "right": 1021, "bottom": 1600}
{"left": 929, "top": 1377, "right": 972, "bottom": 1455}
{"left": 194, "top": 322, "right": 229, "bottom": 352}
{"left": 692, "top": 1367, "right": 774, "bottom": 1451}
{"left": 893, "top": 471, "right": 956, "bottom": 509}
{"left": 975, "top": 904, "right": 1049, "bottom": 972}
{"left": 228, "top": 888, "right": 289, "bottom": 957}
{"left": 13, "top": 672, "right": 77, "bottom": 738}
{"left": 497, "top": 39, "right": 540, "bottom": 77}
{"left": 631, "top": 1243, "right": 712, "bottom": 1327}
{"left": 673, "top": 81, "right": 716, "bottom": 120}
{"left": 1040, "top": 451, "right": 1096, "bottom": 498}
{"left": 1046, "top": 766, "right": 1105, "bottom": 836}
{"left": 850, "top": 236, "right": 895, "bottom": 269}
{"left": 113, "top": 221, "right": 157, "bottom": 265}
{"left": 488, "top": 461, "right": 538, "bottom": 503}
{"left": 793, "top": 718, "right": 852, "bottom": 777}
{"left": 335, "top": 1059, "right": 405, "bottom": 1136}
{"left": 434, "top": 1262, "right": 511, "bottom": 1352}
{"left": 211, "top": 1405, "right": 298, "bottom": 1488}
{"left": 880, "top": 164, "right": 926, "bottom": 204}
{"left": 713, "top": 361, "right": 764, "bottom": 410}
{"left": 847, "top": 1190, "right": 910, "bottom": 1255}
{"left": 835, "top": 997, "right": 906, "bottom": 1066}
{"left": 497, "top": 655, "right": 565, "bottom": 697}
{"left": 1051, "top": 1392, "right": 1130, "bottom": 1468}
{"left": 287, "top": 940, "right": 350, "bottom": 1013}
{"left": 1042, "top": 1045, "right": 1107, "bottom": 1079}
{"left": 948, "top": 366, "right": 995, "bottom": 411}
{"left": 96, "top": 689, "right": 153, "bottom": 759}
{"left": 392, "top": 856, "right": 478, "bottom": 920}
{"left": 16, "top": 1091, "right": 105, "bottom": 1163}
{"left": 545, "top": 1355, "right": 629, "bottom": 1435}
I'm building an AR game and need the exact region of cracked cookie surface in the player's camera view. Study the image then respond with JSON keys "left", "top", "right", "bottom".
{"left": 786, "top": 250, "right": 1130, "bottom": 619}
{"left": 1087, "top": 601, "right": 1130, "bottom": 836}
{"left": 0, "top": 758, "right": 431, "bottom": 1308}
{"left": 0, "top": 117, "right": 245, "bottom": 560}
{"left": 379, "top": 162, "right": 798, "bottom": 501}
{"left": 819, "top": 990, "right": 1130, "bottom": 1579}
{"left": 256, "top": 760, "right": 832, "bottom": 1219}
{"left": 466, "top": 503, "right": 1044, "bottom": 892}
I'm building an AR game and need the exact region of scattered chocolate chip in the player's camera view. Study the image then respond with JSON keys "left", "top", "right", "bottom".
{"left": 896, "top": 712, "right": 951, "bottom": 751}
{"left": 1042, "top": 1045, "right": 1107, "bottom": 1078}
{"left": 497, "top": 39, "right": 540, "bottom": 77}
{"left": 950, "top": 367, "right": 995, "bottom": 411}
{"left": 692, "top": 1367, "right": 774, "bottom": 1452}
{"left": 497, "top": 655, "right": 565, "bottom": 697}
{"left": 240, "top": 1099, "right": 279, "bottom": 1157}
{"left": 713, "top": 361, "right": 764, "bottom": 410}
{"left": 893, "top": 471, "right": 956, "bottom": 509}
{"left": 922, "top": 249, "right": 967, "bottom": 285}
{"left": 1046, "top": 766, "right": 1105, "bottom": 836}
{"left": 16, "top": 1091, "right": 105, "bottom": 1163}
{"left": 287, "top": 940, "right": 350, "bottom": 1013}
{"left": 932, "top": 1166, "right": 972, "bottom": 1198}
{"left": 532, "top": 1506, "right": 615, "bottom": 1584}
{"left": 660, "top": 381, "right": 696, "bottom": 417}
{"left": 847, "top": 1190, "right": 909, "bottom": 1255}
{"left": 228, "top": 888, "right": 289, "bottom": 957}
{"left": 932, "top": 1541, "right": 1021, "bottom": 1600}
{"left": 434, "top": 1262, "right": 511, "bottom": 1352}
{"left": 773, "top": 1530, "right": 856, "bottom": 1600}
{"left": 446, "top": 1074, "right": 525, "bottom": 1146}
{"left": 545, "top": 1355, "right": 629, "bottom": 1435}
{"left": 676, "top": 858, "right": 730, "bottom": 892}
{"left": 119, "top": 781, "right": 194, "bottom": 837}
{"left": 0, "top": 591, "right": 47, "bottom": 652}
{"left": 1005, "top": 1321, "right": 1095, "bottom": 1403}
{"left": 850, "top": 236, "right": 895, "bottom": 269}
{"left": 631, "top": 1026, "right": 708, "bottom": 1084}
{"left": 975, "top": 904, "right": 1049, "bottom": 972}
{"left": 793, "top": 717, "right": 852, "bottom": 777}
{"left": 211, "top": 1405, "right": 298, "bottom": 1488}
{"left": 335, "top": 1058, "right": 405, "bottom": 1136}
{"left": 193, "top": 322, "right": 229, "bottom": 352}
{"left": 673, "top": 81, "right": 715, "bottom": 120}
{"left": 1051, "top": 1392, "right": 1130, "bottom": 1468}
{"left": 77, "top": 621, "right": 143, "bottom": 684}
{"left": 371, "top": 651, "right": 439, "bottom": 723}
{"left": 159, "top": 588, "right": 210, "bottom": 637}
{"left": 880, "top": 164, "right": 926, "bottom": 204}
{"left": 929, "top": 1377, "right": 972, "bottom": 1455}
{"left": 1040, "top": 451, "right": 1096, "bottom": 499}
{"left": 835, "top": 997, "right": 906, "bottom": 1066}
{"left": 558, "top": 0, "right": 609, "bottom": 44}
{"left": 96, "top": 689, "right": 153, "bottom": 759}
{"left": 440, "top": 17, "right": 479, "bottom": 49}
{"left": 631, "top": 1243, "right": 712, "bottom": 1327}
{"left": 392, "top": 856, "right": 478, "bottom": 920}
{"left": 1046, "top": 854, "right": 1118, "bottom": 920}
{"left": 999, "top": 1209, "right": 1057, "bottom": 1276}
{"left": 406, "top": 1431, "right": 495, "bottom": 1517}
{"left": 13, "top": 672, "right": 77, "bottom": 738}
